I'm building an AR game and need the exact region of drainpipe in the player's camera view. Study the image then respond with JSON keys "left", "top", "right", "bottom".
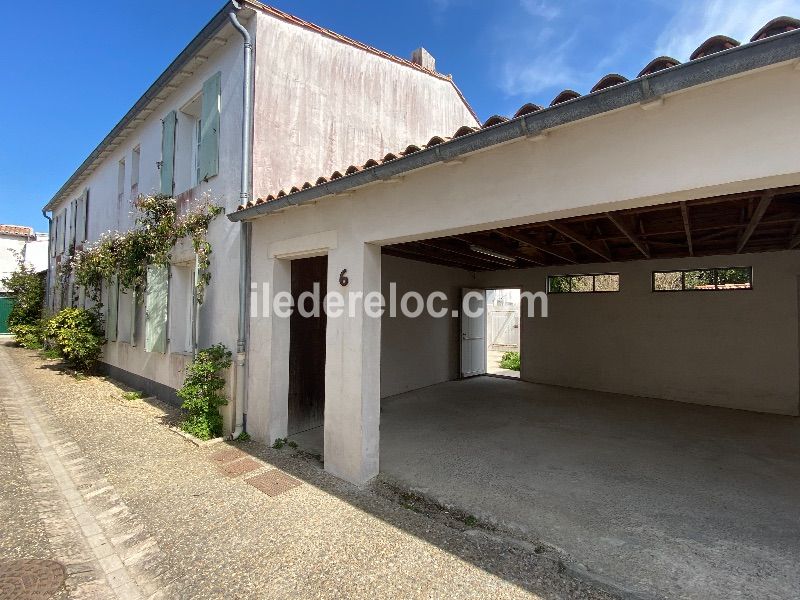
{"left": 229, "top": 1, "right": 253, "bottom": 440}
{"left": 42, "top": 208, "right": 52, "bottom": 312}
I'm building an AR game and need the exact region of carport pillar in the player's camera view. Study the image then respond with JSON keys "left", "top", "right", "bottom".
{"left": 324, "top": 241, "right": 382, "bottom": 485}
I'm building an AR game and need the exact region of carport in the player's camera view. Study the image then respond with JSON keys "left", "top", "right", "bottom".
{"left": 233, "top": 23, "right": 800, "bottom": 597}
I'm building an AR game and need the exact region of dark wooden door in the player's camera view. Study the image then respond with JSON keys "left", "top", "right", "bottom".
{"left": 288, "top": 256, "right": 328, "bottom": 435}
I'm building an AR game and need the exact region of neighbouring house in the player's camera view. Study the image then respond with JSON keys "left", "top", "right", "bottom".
{"left": 0, "top": 225, "right": 48, "bottom": 333}
{"left": 44, "top": 5, "right": 800, "bottom": 490}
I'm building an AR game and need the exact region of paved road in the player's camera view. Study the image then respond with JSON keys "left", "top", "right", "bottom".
{"left": 0, "top": 343, "right": 614, "bottom": 600}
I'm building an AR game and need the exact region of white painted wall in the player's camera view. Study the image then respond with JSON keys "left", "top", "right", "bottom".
{"left": 251, "top": 10, "right": 478, "bottom": 196}
{"left": 476, "top": 250, "right": 800, "bottom": 415}
{"left": 244, "top": 59, "right": 800, "bottom": 483}
{"left": 380, "top": 255, "right": 471, "bottom": 397}
{"left": 0, "top": 235, "right": 27, "bottom": 292}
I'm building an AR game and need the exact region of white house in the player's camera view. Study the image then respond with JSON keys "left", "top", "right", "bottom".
{"left": 43, "top": 1, "right": 476, "bottom": 433}
{"left": 0, "top": 225, "right": 49, "bottom": 291}
{"left": 45, "top": 6, "right": 800, "bottom": 489}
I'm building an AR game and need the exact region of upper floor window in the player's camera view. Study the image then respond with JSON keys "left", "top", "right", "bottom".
{"left": 547, "top": 273, "right": 620, "bottom": 293}
{"left": 653, "top": 267, "right": 753, "bottom": 291}
{"left": 117, "top": 159, "right": 126, "bottom": 205}
{"left": 131, "top": 146, "right": 140, "bottom": 199}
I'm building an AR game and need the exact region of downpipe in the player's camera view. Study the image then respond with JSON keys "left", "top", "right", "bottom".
{"left": 42, "top": 208, "right": 52, "bottom": 312}
{"left": 229, "top": 1, "right": 253, "bottom": 440}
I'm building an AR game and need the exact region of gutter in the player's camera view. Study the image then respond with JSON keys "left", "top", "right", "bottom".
{"left": 43, "top": 2, "right": 238, "bottom": 212}
{"left": 228, "top": 27, "right": 800, "bottom": 222}
{"left": 229, "top": 2, "right": 254, "bottom": 440}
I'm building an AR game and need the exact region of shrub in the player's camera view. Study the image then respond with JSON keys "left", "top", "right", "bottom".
{"left": 177, "top": 344, "right": 232, "bottom": 440}
{"left": 44, "top": 308, "right": 105, "bottom": 371}
{"left": 9, "top": 322, "right": 45, "bottom": 349}
{"left": 499, "top": 351, "right": 521, "bottom": 371}
{"left": 2, "top": 257, "right": 44, "bottom": 329}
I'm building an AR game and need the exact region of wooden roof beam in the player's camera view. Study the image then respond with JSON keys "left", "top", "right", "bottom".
{"left": 548, "top": 223, "right": 611, "bottom": 261}
{"left": 605, "top": 212, "right": 650, "bottom": 258}
{"left": 496, "top": 229, "right": 576, "bottom": 263}
{"left": 416, "top": 240, "right": 512, "bottom": 268}
{"left": 680, "top": 202, "right": 694, "bottom": 256}
{"left": 737, "top": 194, "right": 773, "bottom": 253}
{"left": 451, "top": 235, "right": 545, "bottom": 266}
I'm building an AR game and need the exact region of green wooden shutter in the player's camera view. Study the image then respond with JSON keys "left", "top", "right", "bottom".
{"left": 69, "top": 199, "right": 78, "bottom": 248}
{"left": 145, "top": 265, "right": 169, "bottom": 353}
{"left": 161, "top": 110, "right": 177, "bottom": 195}
{"left": 199, "top": 72, "right": 221, "bottom": 182}
{"left": 75, "top": 189, "right": 88, "bottom": 244}
{"left": 107, "top": 276, "right": 119, "bottom": 342}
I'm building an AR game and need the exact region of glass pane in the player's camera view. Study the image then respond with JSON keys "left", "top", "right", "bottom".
{"left": 684, "top": 269, "right": 715, "bottom": 290}
{"left": 716, "top": 267, "right": 752, "bottom": 290}
{"left": 653, "top": 271, "right": 682, "bottom": 291}
{"left": 594, "top": 274, "right": 619, "bottom": 292}
{"left": 571, "top": 275, "right": 594, "bottom": 293}
{"left": 548, "top": 276, "right": 571, "bottom": 293}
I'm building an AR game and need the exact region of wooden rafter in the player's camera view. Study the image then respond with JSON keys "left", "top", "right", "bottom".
{"left": 605, "top": 212, "right": 650, "bottom": 258}
{"left": 451, "top": 235, "right": 545, "bottom": 266}
{"left": 384, "top": 245, "right": 489, "bottom": 271}
{"left": 548, "top": 223, "right": 611, "bottom": 261}
{"left": 680, "top": 202, "right": 694, "bottom": 256}
{"left": 736, "top": 194, "right": 773, "bottom": 253}
{"left": 496, "top": 229, "right": 576, "bottom": 263}
{"left": 416, "top": 240, "right": 510, "bottom": 268}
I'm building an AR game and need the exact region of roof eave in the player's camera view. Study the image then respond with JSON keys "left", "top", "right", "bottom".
{"left": 44, "top": 1, "right": 239, "bottom": 212}
{"left": 229, "top": 28, "right": 800, "bottom": 223}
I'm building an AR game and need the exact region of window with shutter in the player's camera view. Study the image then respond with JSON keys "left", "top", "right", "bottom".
{"left": 107, "top": 276, "right": 119, "bottom": 342}
{"left": 199, "top": 72, "right": 221, "bottom": 182}
{"left": 145, "top": 265, "right": 169, "bottom": 353}
{"left": 161, "top": 111, "right": 177, "bottom": 195}
{"left": 75, "top": 188, "right": 89, "bottom": 245}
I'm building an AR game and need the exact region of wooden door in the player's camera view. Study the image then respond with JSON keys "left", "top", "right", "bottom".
{"left": 288, "top": 256, "right": 328, "bottom": 435}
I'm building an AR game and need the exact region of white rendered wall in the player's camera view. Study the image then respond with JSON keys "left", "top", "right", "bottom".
{"left": 475, "top": 250, "right": 800, "bottom": 415}
{"left": 380, "top": 255, "right": 471, "bottom": 397}
{"left": 0, "top": 235, "right": 27, "bottom": 292}
{"left": 245, "top": 61, "right": 800, "bottom": 483}
{"left": 251, "top": 10, "right": 478, "bottom": 197}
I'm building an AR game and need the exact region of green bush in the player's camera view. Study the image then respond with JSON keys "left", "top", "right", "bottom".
{"left": 178, "top": 344, "right": 232, "bottom": 440}
{"left": 9, "top": 322, "right": 45, "bottom": 349}
{"left": 2, "top": 258, "right": 44, "bottom": 329}
{"left": 499, "top": 351, "right": 521, "bottom": 371}
{"left": 44, "top": 308, "right": 105, "bottom": 371}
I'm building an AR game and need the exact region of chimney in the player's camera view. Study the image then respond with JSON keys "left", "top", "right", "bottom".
{"left": 411, "top": 47, "right": 436, "bottom": 71}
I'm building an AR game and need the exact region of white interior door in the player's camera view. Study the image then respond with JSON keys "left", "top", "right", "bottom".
{"left": 461, "top": 288, "right": 487, "bottom": 377}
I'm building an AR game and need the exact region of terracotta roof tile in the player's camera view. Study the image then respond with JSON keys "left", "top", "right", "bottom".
{"left": 0, "top": 225, "right": 34, "bottom": 238}
{"left": 690, "top": 35, "right": 740, "bottom": 60}
{"left": 243, "top": 16, "right": 798, "bottom": 213}
{"left": 513, "top": 103, "right": 542, "bottom": 118}
{"left": 590, "top": 73, "right": 628, "bottom": 92}
{"left": 750, "top": 16, "right": 800, "bottom": 41}
{"left": 637, "top": 56, "right": 681, "bottom": 77}
{"left": 550, "top": 89, "right": 581, "bottom": 106}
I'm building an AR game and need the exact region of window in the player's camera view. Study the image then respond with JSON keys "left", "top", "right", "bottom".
{"left": 547, "top": 273, "right": 620, "bottom": 293}
{"left": 117, "top": 158, "right": 125, "bottom": 205}
{"left": 653, "top": 267, "right": 752, "bottom": 291}
{"left": 169, "top": 263, "right": 194, "bottom": 354}
{"left": 131, "top": 146, "right": 140, "bottom": 199}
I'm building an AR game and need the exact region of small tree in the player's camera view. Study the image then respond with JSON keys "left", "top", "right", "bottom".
{"left": 178, "top": 344, "right": 232, "bottom": 440}
{"left": 2, "top": 254, "right": 44, "bottom": 328}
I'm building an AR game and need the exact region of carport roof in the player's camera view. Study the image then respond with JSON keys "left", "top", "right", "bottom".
{"left": 230, "top": 16, "right": 800, "bottom": 222}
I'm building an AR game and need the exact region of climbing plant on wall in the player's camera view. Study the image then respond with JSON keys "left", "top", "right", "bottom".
{"left": 59, "top": 194, "right": 223, "bottom": 305}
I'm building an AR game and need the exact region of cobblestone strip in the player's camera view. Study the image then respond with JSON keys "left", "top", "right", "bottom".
{"left": 0, "top": 350, "right": 170, "bottom": 600}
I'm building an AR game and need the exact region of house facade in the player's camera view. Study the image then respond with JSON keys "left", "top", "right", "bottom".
{"left": 43, "top": 1, "right": 477, "bottom": 430}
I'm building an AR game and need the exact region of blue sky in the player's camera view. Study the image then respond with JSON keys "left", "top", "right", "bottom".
{"left": 2, "top": 0, "right": 798, "bottom": 232}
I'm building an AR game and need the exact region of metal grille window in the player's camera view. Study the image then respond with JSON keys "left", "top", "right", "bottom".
{"left": 547, "top": 273, "right": 620, "bottom": 293}
{"left": 652, "top": 267, "right": 752, "bottom": 291}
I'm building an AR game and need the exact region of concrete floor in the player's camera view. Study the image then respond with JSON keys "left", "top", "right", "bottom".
{"left": 378, "top": 377, "right": 800, "bottom": 600}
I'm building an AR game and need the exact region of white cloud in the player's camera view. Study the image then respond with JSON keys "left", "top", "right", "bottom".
{"left": 655, "top": 0, "right": 800, "bottom": 60}
{"left": 520, "top": 0, "right": 561, "bottom": 20}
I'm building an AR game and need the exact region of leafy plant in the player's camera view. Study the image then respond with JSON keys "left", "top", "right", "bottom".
{"left": 43, "top": 308, "right": 105, "bottom": 371}
{"left": 499, "top": 351, "right": 521, "bottom": 371}
{"left": 9, "top": 322, "right": 45, "bottom": 349}
{"left": 272, "top": 438, "right": 287, "bottom": 449}
{"left": 177, "top": 344, "right": 232, "bottom": 440}
{"left": 2, "top": 255, "right": 45, "bottom": 330}
{"left": 122, "top": 391, "right": 144, "bottom": 401}
{"left": 61, "top": 194, "right": 223, "bottom": 305}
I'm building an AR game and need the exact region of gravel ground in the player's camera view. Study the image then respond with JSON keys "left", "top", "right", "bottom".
{"left": 0, "top": 342, "right": 619, "bottom": 600}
